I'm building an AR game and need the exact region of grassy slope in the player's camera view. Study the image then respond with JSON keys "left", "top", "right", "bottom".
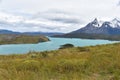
{"left": 0, "top": 43, "right": 120, "bottom": 80}
{"left": 0, "top": 34, "right": 49, "bottom": 44}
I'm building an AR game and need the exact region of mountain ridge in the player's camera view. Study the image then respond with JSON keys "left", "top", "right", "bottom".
{"left": 71, "top": 18, "right": 120, "bottom": 35}
{"left": 0, "top": 29, "right": 64, "bottom": 36}
{"left": 53, "top": 18, "right": 120, "bottom": 40}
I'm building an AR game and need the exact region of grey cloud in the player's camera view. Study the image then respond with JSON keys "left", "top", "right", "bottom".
{"left": 34, "top": 10, "right": 85, "bottom": 24}
{"left": 0, "top": 10, "right": 87, "bottom": 32}
{"left": 0, "top": 0, "right": 120, "bottom": 22}
{"left": 0, "top": 19, "right": 64, "bottom": 32}
{"left": 49, "top": 18, "right": 80, "bottom": 24}
{"left": 118, "top": 1, "right": 120, "bottom": 6}
{"left": 45, "top": 9, "right": 74, "bottom": 15}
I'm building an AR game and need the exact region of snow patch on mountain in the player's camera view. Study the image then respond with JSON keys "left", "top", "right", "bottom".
{"left": 89, "top": 18, "right": 104, "bottom": 28}
{"left": 88, "top": 18, "right": 120, "bottom": 28}
{"left": 111, "top": 18, "right": 120, "bottom": 28}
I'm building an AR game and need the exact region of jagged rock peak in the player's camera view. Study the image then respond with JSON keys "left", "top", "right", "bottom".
{"left": 93, "top": 18, "right": 98, "bottom": 23}
{"left": 91, "top": 18, "right": 100, "bottom": 27}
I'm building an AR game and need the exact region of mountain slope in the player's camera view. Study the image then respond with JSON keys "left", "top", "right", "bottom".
{"left": 71, "top": 18, "right": 120, "bottom": 35}
{"left": 54, "top": 18, "right": 120, "bottom": 40}
{"left": 0, "top": 29, "right": 21, "bottom": 34}
{"left": 0, "top": 34, "right": 49, "bottom": 44}
{"left": 23, "top": 32, "right": 63, "bottom": 36}
{"left": 0, "top": 29, "right": 63, "bottom": 36}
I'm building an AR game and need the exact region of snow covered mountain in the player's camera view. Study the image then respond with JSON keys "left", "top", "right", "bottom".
{"left": 111, "top": 18, "right": 120, "bottom": 28}
{"left": 53, "top": 18, "right": 120, "bottom": 40}
{"left": 71, "top": 18, "right": 120, "bottom": 35}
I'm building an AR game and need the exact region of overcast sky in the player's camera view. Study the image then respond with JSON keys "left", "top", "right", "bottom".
{"left": 0, "top": 0, "right": 119, "bottom": 32}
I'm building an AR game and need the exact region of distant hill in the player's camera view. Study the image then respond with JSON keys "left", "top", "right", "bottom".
{"left": 23, "top": 32, "right": 63, "bottom": 36}
{"left": 54, "top": 18, "right": 120, "bottom": 40}
{"left": 0, "top": 34, "right": 49, "bottom": 44}
{"left": 0, "top": 29, "right": 21, "bottom": 34}
{"left": 0, "top": 29, "right": 63, "bottom": 36}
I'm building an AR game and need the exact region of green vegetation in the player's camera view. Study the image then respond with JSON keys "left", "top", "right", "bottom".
{"left": 59, "top": 44, "right": 74, "bottom": 49}
{"left": 0, "top": 34, "right": 49, "bottom": 44}
{"left": 0, "top": 43, "right": 120, "bottom": 80}
{"left": 53, "top": 33, "right": 120, "bottom": 41}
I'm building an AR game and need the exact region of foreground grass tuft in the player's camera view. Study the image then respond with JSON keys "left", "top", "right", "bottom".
{"left": 0, "top": 43, "right": 120, "bottom": 80}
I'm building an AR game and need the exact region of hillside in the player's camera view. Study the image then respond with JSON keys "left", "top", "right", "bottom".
{"left": 0, "top": 34, "right": 49, "bottom": 44}
{"left": 0, "top": 29, "right": 63, "bottom": 36}
{"left": 71, "top": 18, "right": 120, "bottom": 35}
{"left": 53, "top": 18, "right": 120, "bottom": 41}
{"left": 0, "top": 43, "right": 120, "bottom": 80}
{"left": 0, "top": 29, "right": 20, "bottom": 34}
{"left": 54, "top": 33, "right": 120, "bottom": 41}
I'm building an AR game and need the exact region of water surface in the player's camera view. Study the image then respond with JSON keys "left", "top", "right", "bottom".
{"left": 0, "top": 37, "right": 118, "bottom": 54}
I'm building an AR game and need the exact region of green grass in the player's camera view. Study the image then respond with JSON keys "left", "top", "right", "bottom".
{"left": 0, "top": 34, "right": 49, "bottom": 44}
{"left": 0, "top": 43, "right": 120, "bottom": 80}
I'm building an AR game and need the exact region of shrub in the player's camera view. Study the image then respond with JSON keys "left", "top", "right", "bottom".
{"left": 59, "top": 44, "right": 74, "bottom": 49}
{"left": 16, "top": 60, "right": 41, "bottom": 71}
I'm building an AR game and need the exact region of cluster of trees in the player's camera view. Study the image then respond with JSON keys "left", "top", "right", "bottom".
{"left": 59, "top": 44, "right": 74, "bottom": 49}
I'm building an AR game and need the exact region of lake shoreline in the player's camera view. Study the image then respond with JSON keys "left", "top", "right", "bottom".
{"left": 0, "top": 37, "right": 118, "bottom": 54}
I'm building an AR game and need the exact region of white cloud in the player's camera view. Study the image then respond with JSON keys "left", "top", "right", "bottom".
{"left": 118, "top": 1, "right": 120, "bottom": 6}
{"left": 0, "top": 11, "right": 84, "bottom": 32}
{"left": 0, "top": 0, "right": 119, "bottom": 32}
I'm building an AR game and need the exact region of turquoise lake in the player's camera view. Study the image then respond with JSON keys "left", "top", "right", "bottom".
{"left": 0, "top": 37, "right": 118, "bottom": 54}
